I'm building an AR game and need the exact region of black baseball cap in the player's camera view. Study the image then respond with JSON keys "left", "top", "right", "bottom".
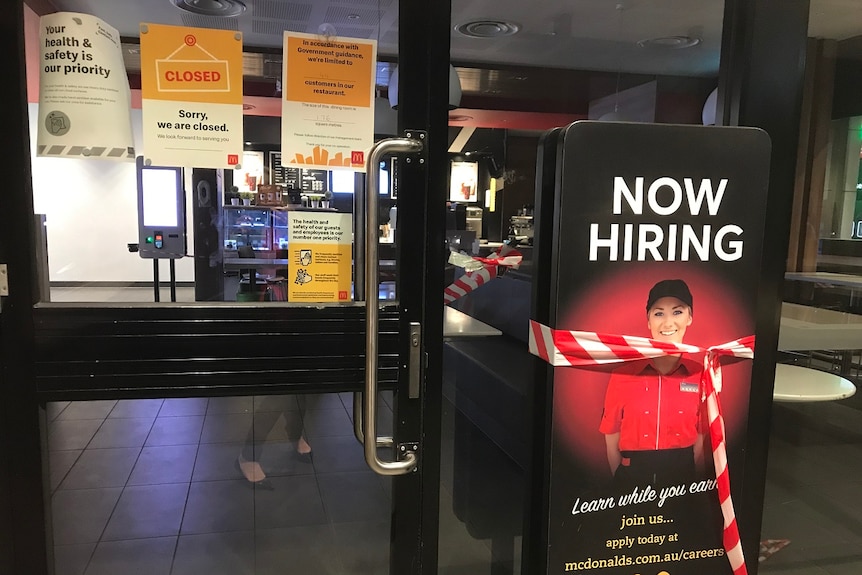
{"left": 646, "top": 279, "right": 693, "bottom": 313}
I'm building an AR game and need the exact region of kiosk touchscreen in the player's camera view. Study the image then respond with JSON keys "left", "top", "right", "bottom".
{"left": 136, "top": 156, "right": 186, "bottom": 259}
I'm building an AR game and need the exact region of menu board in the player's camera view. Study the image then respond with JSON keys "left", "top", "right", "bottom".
{"left": 269, "top": 151, "right": 300, "bottom": 188}
{"left": 301, "top": 169, "right": 328, "bottom": 192}
{"left": 269, "top": 151, "right": 327, "bottom": 192}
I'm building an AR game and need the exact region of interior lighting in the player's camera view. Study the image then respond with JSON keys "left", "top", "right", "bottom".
{"left": 637, "top": 36, "right": 701, "bottom": 49}
{"left": 454, "top": 20, "right": 520, "bottom": 38}
{"left": 170, "top": 0, "right": 246, "bottom": 17}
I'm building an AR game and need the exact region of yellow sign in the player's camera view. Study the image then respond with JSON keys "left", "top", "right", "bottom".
{"left": 140, "top": 23, "right": 243, "bottom": 168}
{"left": 282, "top": 31, "right": 376, "bottom": 172}
{"left": 287, "top": 212, "right": 353, "bottom": 303}
{"left": 141, "top": 24, "right": 241, "bottom": 104}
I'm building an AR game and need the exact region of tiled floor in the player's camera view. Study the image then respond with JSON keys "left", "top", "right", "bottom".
{"left": 759, "top": 387, "right": 862, "bottom": 575}
{"left": 44, "top": 392, "right": 490, "bottom": 575}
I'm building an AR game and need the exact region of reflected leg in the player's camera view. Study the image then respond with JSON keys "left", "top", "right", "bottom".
{"left": 293, "top": 394, "right": 313, "bottom": 460}
{"left": 237, "top": 401, "right": 269, "bottom": 484}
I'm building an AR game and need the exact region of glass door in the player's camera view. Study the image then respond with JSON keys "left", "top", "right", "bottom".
{"left": 0, "top": 1, "right": 451, "bottom": 574}
{"left": 46, "top": 394, "right": 396, "bottom": 575}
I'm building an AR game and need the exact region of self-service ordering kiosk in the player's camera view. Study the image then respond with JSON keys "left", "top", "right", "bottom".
{"left": 136, "top": 156, "right": 187, "bottom": 259}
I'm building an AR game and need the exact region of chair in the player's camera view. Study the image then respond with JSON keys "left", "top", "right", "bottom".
{"left": 236, "top": 246, "right": 272, "bottom": 302}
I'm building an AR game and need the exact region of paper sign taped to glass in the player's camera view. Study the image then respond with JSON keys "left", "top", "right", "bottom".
{"left": 281, "top": 31, "right": 377, "bottom": 172}
{"left": 140, "top": 23, "right": 243, "bottom": 168}
{"left": 287, "top": 211, "right": 353, "bottom": 303}
{"left": 37, "top": 12, "right": 135, "bottom": 160}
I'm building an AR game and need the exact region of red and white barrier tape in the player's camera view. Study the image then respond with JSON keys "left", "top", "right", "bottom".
{"left": 443, "top": 246, "right": 523, "bottom": 304}
{"left": 444, "top": 264, "right": 498, "bottom": 303}
{"left": 529, "top": 320, "right": 754, "bottom": 575}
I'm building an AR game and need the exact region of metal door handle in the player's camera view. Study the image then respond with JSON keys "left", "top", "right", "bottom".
{"left": 352, "top": 391, "right": 393, "bottom": 448}
{"left": 362, "top": 136, "right": 422, "bottom": 476}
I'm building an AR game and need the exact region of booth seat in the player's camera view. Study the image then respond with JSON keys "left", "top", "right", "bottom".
{"left": 443, "top": 271, "right": 535, "bottom": 573}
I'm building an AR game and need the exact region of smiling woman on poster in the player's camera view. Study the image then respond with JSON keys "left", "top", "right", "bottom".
{"left": 599, "top": 279, "right": 706, "bottom": 489}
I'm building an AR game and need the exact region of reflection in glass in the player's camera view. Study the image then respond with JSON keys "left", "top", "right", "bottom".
{"left": 45, "top": 393, "right": 392, "bottom": 574}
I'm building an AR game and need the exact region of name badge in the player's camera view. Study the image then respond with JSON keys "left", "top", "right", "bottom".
{"left": 680, "top": 382, "right": 699, "bottom": 393}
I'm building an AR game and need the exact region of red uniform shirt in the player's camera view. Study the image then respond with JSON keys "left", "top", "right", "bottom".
{"left": 599, "top": 357, "right": 703, "bottom": 451}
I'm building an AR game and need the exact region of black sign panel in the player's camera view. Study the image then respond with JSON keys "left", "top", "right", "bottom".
{"left": 532, "top": 122, "right": 772, "bottom": 575}
{"left": 269, "top": 151, "right": 300, "bottom": 188}
{"left": 300, "top": 169, "right": 328, "bottom": 192}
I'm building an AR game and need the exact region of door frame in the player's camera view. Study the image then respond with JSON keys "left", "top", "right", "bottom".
{"left": 387, "top": 0, "right": 452, "bottom": 571}
{"left": 0, "top": 0, "right": 452, "bottom": 574}
{"left": 1, "top": 2, "right": 48, "bottom": 573}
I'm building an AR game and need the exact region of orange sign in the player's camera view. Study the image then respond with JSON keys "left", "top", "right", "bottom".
{"left": 141, "top": 24, "right": 241, "bottom": 105}
{"left": 291, "top": 146, "right": 357, "bottom": 168}
{"left": 284, "top": 36, "right": 373, "bottom": 108}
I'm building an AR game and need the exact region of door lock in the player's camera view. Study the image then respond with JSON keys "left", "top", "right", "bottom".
{"left": 0, "top": 264, "right": 8, "bottom": 314}
{"left": 408, "top": 322, "right": 421, "bottom": 399}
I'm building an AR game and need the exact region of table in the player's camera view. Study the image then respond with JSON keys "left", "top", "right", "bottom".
{"left": 772, "top": 364, "right": 857, "bottom": 402}
{"left": 779, "top": 302, "right": 862, "bottom": 351}
{"left": 779, "top": 303, "right": 862, "bottom": 376}
{"left": 444, "top": 307, "right": 502, "bottom": 338}
{"left": 785, "top": 271, "right": 862, "bottom": 290}
{"left": 785, "top": 271, "right": 862, "bottom": 309}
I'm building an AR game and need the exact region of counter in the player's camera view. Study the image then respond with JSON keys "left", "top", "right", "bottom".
{"left": 444, "top": 307, "right": 502, "bottom": 338}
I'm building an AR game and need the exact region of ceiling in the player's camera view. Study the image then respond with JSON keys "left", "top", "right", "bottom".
{"left": 40, "top": 0, "right": 862, "bottom": 116}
